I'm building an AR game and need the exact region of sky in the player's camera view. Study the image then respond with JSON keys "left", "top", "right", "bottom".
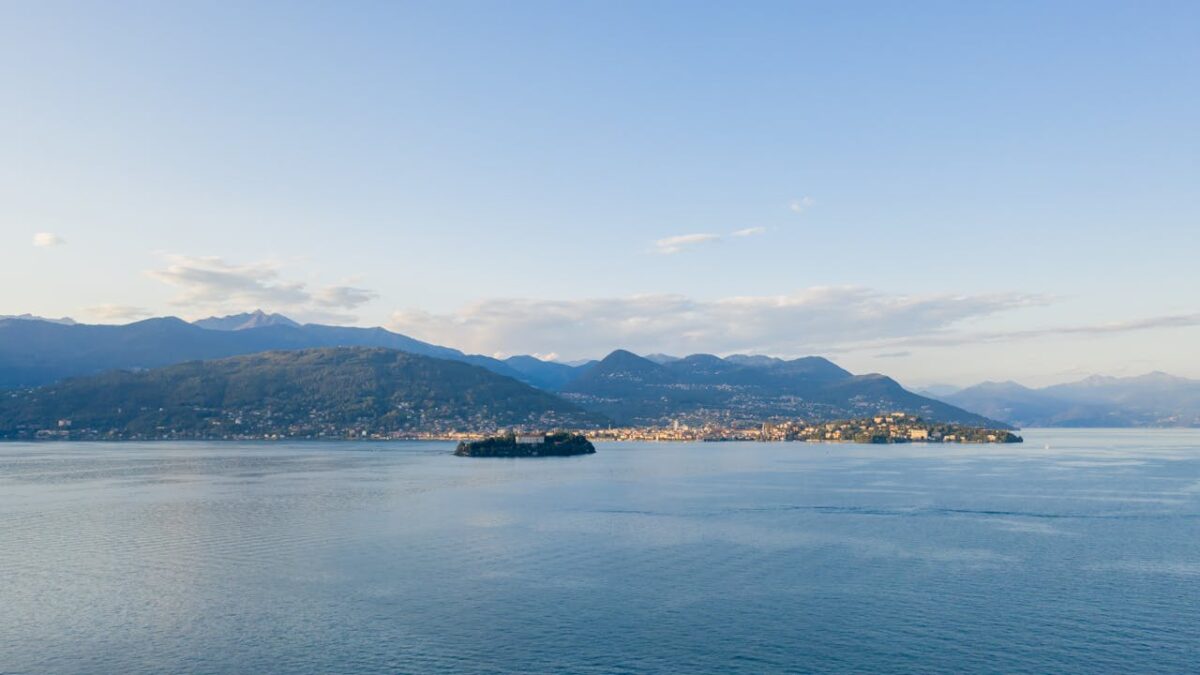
{"left": 2, "top": 0, "right": 1198, "bottom": 387}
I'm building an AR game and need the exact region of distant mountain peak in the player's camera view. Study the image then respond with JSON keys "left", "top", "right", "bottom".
{"left": 600, "top": 349, "right": 653, "bottom": 365}
{"left": 913, "top": 383, "right": 962, "bottom": 398}
{"left": 679, "top": 353, "right": 725, "bottom": 365}
{"left": 723, "top": 354, "right": 783, "bottom": 368}
{"left": 0, "top": 313, "right": 76, "bottom": 325}
{"left": 1128, "top": 371, "right": 1191, "bottom": 384}
{"left": 564, "top": 350, "right": 667, "bottom": 390}
{"left": 946, "top": 370, "right": 1200, "bottom": 428}
{"left": 1075, "top": 374, "right": 1117, "bottom": 387}
{"left": 193, "top": 310, "right": 300, "bottom": 331}
{"left": 969, "top": 380, "right": 1036, "bottom": 392}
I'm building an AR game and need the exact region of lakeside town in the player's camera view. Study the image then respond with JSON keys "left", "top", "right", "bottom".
{"left": 25, "top": 412, "right": 1020, "bottom": 444}
{"left": 408, "top": 413, "right": 1023, "bottom": 445}
{"left": 587, "top": 413, "right": 1022, "bottom": 443}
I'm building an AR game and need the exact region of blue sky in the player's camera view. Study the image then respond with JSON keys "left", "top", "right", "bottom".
{"left": 2, "top": 1, "right": 1198, "bottom": 386}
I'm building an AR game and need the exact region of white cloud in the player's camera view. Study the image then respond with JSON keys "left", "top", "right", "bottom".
{"left": 147, "top": 254, "right": 377, "bottom": 321}
{"left": 389, "top": 287, "right": 1044, "bottom": 360}
{"left": 731, "top": 227, "right": 767, "bottom": 237}
{"left": 846, "top": 311, "right": 1200, "bottom": 352}
{"left": 85, "top": 304, "right": 151, "bottom": 322}
{"left": 653, "top": 233, "right": 720, "bottom": 255}
{"left": 32, "top": 232, "right": 66, "bottom": 247}
{"left": 312, "top": 285, "right": 378, "bottom": 308}
{"left": 653, "top": 226, "right": 772, "bottom": 254}
{"left": 789, "top": 196, "right": 815, "bottom": 213}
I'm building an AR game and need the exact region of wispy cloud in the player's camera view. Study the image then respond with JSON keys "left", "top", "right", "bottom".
{"left": 85, "top": 304, "right": 151, "bottom": 322}
{"left": 653, "top": 233, "right": 720, "bottom": 255}
{"left": 837, "top": 311, "right": 1200, "bottom": 353}
{"left": 653, "top": 226, "right": 769, "bottom": 254}
{"left": 389, "top": 287, "right": 1043, "bottom": 360}
{"left": 312, "top": 286, "right": 378, "bottom": 308}
{"left": 32, "top": 232, "right": 65, "bottom": 247}
{"left": 789, "top": 196, "right": 815, "bottom": 214}
{"left": 1042, "top": 313, "right": 1200, "bottom": 336}
{"left": 731, "top": 226, "right": 767, "bottom": 237}
{"left": 147, "top": 254, "right": 378, "bottom": 322}
{"left": 651, "top": 198, "right": 806, "bottom": 254}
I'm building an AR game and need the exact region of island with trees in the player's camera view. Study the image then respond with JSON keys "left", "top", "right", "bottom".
{"left": 455, "top": 432, "right": 596, "bottom": 457}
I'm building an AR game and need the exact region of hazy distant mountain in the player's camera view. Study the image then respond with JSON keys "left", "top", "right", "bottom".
{"left": 560, "top": 350, "right": 1002, "bottom": 427}
{"left": 940, "top": 381, "right": 1097, "bottom": 427}
{"left": 0, "top": 347, "right": 605, "bottom": 439}
{"left": 193, "top": 310, "right": 299, "bottom": 331}
{"left": 0, "top": 317, "right": 293, "bottom": 389}
{"left": 0, "top": 315, "right": 574, "bottom": 390}
{"left": 915, "top": 384, "right": 962, "bottom": 398}
{"left": 0, "top": 314, "right": 76, "bottom": 325}
{"left": 19, "top": 312, "right": 1180, "bottom": 429}
{"left": 942, "top": 373, "right": 1200, "bottom": 427}
{"left": 1043, "top": 372, "right": 1200, "bottom": 407}
{"left": 503, "top": 355, "right": 591, "bottom": 391}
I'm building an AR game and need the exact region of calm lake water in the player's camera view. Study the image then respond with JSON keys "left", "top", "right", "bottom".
{"left": 2, "top": 429, "right": 1198, "bottom": 674}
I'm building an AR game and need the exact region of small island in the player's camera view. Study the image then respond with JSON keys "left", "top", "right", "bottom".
{"left": 454, "top": 432, "right": 596, "bottom": 457}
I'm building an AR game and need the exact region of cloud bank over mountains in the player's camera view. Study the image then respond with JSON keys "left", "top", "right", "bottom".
{"left": 51, "top": 249, "right": 1194, "bottom": 381}
{"left": 146, "top": 255, "right": 378, "bottom": 323}
{"left": 389, "top": 286, "right": 1045, "bottom": 360}
{"left": 36, "top": 248, "right": 1194, "bottom": 382}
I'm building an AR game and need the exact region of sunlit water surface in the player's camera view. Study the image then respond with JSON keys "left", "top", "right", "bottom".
{"left": 2, "top": 429, "right": 1198, "bottom": 673}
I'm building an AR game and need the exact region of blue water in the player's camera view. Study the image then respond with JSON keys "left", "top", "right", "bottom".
{"left": 1, "top": 429, "right": 1198, "bottom": 673}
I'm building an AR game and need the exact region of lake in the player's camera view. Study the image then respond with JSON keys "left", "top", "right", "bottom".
{"left": 1, "top": 429, "right": 1198, "bottom": 673}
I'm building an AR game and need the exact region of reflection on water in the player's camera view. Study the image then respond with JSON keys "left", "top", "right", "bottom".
{"left": 1, "top": 429, "right": 1198, "bottom": 673}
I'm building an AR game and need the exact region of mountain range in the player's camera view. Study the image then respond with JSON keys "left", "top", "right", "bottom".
{"left": 24, "top": 309, "right": 1200, "bottom": 431}
{"left": 560, "top": 350, "right": 1000, "bottom": 427}
{"left": 0, "top": 310, "right": 571, "bottom": 390}
{"left": 193, "top": 310, "right": 299, "bottom": 331}
{"left": 937, "top": 372, "right": 1200, "bottom": 427}
{"left": 0, "top": 347, "right": 602, "bottom": 439}
{"left": 0, "top": 310, "right": 1011, "bottom": 433}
